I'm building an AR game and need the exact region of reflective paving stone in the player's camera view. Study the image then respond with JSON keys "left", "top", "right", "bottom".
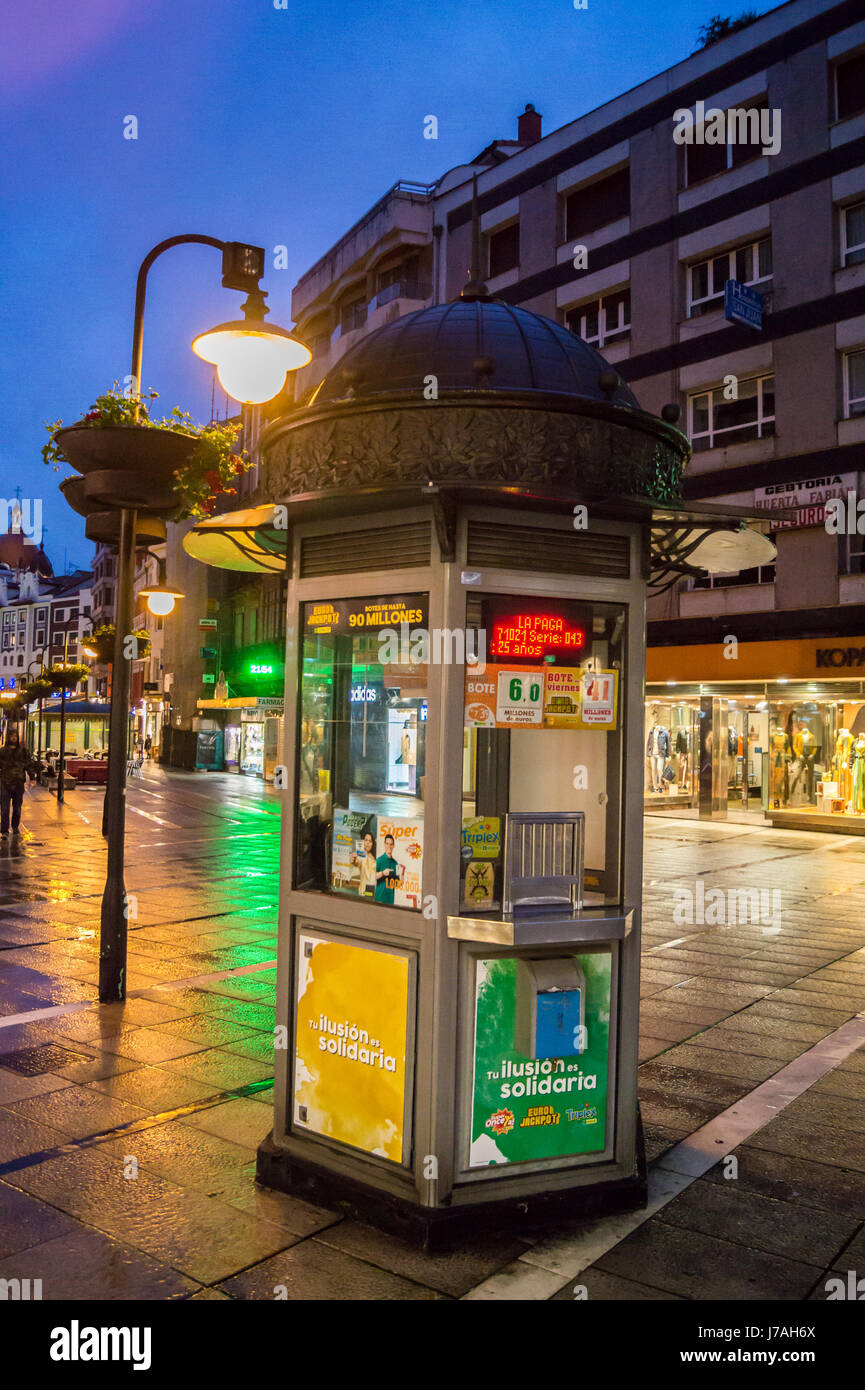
{"left": 219, "top": 1237, "right": 447, "bottom": 1300}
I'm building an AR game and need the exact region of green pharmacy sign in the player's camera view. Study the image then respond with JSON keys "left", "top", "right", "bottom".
{"left": 470, "top": 951, "right": 611, "bottom": 1167}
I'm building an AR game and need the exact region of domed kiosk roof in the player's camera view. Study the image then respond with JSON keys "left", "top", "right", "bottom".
{"left": 262, "top": 294, "right": 689, "bottom": 517}
{"left": 306, "top": 300, "right": 640, "bottom": 412}
{"left": 188, "top": 291, "right": 776, "bottom": 589}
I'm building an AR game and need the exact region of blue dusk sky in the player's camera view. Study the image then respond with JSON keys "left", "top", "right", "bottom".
{"left": 1, "top": 0, "right": 768, "bottom": 572}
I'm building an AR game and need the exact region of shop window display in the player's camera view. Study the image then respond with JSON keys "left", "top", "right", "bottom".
{"left": 645, "top": 683, "right": 865, "bottom": 825}
{"left": 644, "top": 701, "right": 698, "bottom": 804}
{"left": 296, "top": 593, "right": 428, "bottom": 910}
{"left": 462, "top": 595, "right": 626, "bottom": 912}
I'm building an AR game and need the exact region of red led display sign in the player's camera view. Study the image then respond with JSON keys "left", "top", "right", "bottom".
{"left": 484, "top": 598, "right": 592, "bottom": 662}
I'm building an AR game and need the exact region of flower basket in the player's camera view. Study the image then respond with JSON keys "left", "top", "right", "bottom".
{"left": 83, "top": 625, "right": 151, "bottom": 666}
{"left": 45, "top": 386, "right": 251, "bottom": 521}
{"left": 45, "top": 662, "right": 90, "bottom": 692}
{"left": 59, "top": 475, "right": 166, "bottom": 544}
{"left": 24, "top": 677, "right": 55, "bottom": 702}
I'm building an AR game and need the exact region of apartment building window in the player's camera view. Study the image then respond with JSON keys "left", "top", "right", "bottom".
{"left": 54, "top": 608, "right": 65, "bottom": 622}
{"left": 339, "top": 298, "right": 367, "bottom": 335}
{"left": 684, "top": 102, "right": 768, "bottom": 186}
{"left": 564, "top": 167, "right": 629, "bottom": 241}
{"left": 1, "top": 635, "right": 10, "bottom": 650}
{"left": 688, "top": 374, "right": 775, "bottom": 451}
{"left": 844, "top": 350, "right": 865, "bottom": 418}
{"left": 36, "top": 629, "right": 44, "bottom": 645}
{"left": 488, "top": 222, "right": 519, "bottom": 278}
{"left": 842, "top": 200, "right": 865, "bottom": 267}
{"left": 36, "top": 607, "right": 47, "bottom": 622}
{"left": 688, "top": 239, "right": 771, "bottom": 317}
{"left": 834, "top": 52, "right": 865, "bottom": 123}
{"left": 566, "top": 288, "right": 630, "bottom": 348}
{"left": 839, "top": 533, "right": 865, "bottom": 575}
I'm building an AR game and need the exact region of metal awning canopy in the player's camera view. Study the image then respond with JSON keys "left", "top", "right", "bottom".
{"left": 182, "top": 504, "right": 286, "bottom": 573}
{"left": 183, "top": 487, "right": 791, "bottom": 588}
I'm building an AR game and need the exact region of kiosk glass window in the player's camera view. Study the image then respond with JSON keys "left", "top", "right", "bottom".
{"left": 462, "top": 596, "right": 626, "bottom": 914}
{"left": 297, "top": 594, "right": 428, "bottom": 910}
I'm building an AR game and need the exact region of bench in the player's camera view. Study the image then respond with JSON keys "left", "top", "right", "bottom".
{"left": 68, "top": 759, "right": 108, "bottom": 786}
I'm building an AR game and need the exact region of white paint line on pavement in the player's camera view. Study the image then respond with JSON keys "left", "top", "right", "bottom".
{"left": 124, "top": 802, "right": 182, "bottom": 829}
{"left": 462, "top": 1007, "right": 865, "bottom": 1301}
{"left": 0, "top": 957, "right": 277, "bottom": 1031}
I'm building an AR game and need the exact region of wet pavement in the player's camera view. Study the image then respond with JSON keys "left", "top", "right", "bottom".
{"left": 0, "top": 767, "right": 863, "bottom": 1300}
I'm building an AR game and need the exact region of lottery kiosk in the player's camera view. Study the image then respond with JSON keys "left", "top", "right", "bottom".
{"left": 185, "top": 287, "right": 775, "bottom": 1247}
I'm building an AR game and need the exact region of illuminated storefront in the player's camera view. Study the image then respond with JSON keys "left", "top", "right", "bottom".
{"left": 646, "top": 636, "right": 865, "bottom": 830}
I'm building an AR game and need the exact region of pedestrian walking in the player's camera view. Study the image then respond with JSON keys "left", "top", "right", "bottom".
{"left": 144, "top": 735, "right": 152, "bottom": 758}
{"left": 0, "top": 729, "right": 39, "bottom": 837}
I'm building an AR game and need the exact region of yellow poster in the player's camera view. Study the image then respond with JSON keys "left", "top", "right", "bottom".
{"left": 294, "top": 934, "right": 410, "bottom": 1162}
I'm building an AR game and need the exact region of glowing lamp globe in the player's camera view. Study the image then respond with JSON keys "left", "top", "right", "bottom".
{"left": 192, "top": 321, "right": 311, "bottom": 404}
{"left": 140, "top": 584, "right": 184, "bottom": 617}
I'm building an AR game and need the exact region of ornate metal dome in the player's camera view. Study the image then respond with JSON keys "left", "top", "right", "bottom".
{"left": 261, "top": 296, "right": 690, "bottom": 512}
{"left": 304, "top": 300, "right": 640, "bottom": 411}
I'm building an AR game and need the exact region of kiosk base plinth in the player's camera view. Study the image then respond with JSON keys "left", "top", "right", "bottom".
{"left": 256, "top": 1111, "right": 647, "bottom": 1253}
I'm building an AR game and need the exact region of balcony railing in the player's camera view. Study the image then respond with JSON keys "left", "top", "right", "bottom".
{"left": 373, "top": 280, "right": 430, "bottom": 309}
{"left": 337, "top": 303, "right": 368, "bottom": 336}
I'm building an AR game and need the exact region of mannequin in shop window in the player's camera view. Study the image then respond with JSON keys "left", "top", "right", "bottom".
{"left": 851, "top": 733, "right": 865, "bottom": 814}
{"left": 646, "top": 720, "right": 670, "bottom": 792}
{"left": 833, "top": 728, "right": 854, "bottom": 806}
{"left": 792, "top": 723, "right": 818, "bottom": 805}
{"left": 674, "top": 725, "right": 690, "bottom": 788}
{"left": 769, "top": 724, "right": 791, "bottom": 808}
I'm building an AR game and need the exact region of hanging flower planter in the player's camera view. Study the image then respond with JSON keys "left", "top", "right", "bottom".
{"left": 23, "top": 677, "right": 55, "bottom": 703}
{"left": 45, "top": 384, "right": 251, "bottom": 521}
{"left": 82, "top": 624, "right": 151, "bottom": 666}
{"left": 44, "top": 662, "right": 90, "bottom": 692}
{"left": 59, "top": 476, "right": 167, "bottom": 545}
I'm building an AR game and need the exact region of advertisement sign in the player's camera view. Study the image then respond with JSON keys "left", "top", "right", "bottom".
{"left": 484, "top": 596, "right": 592, "bottom": 662}
{"left": 463, "top": 861, "right": 495, "bottom": 910}
{"left": 470, "top": 951, "right": 611, "bottom": 1167}
{"left": 376, "top": 814, "right": 423, "bottom": 909}
{"left": 304, "top": 594, "right": 428, "bottom": 636}
{"left": 466, "top": 666, "right": 618, "bottom": 730}
{"left": 580, "top": 669, "right": 617, "bottom": 726}
{"left": 464, "top": 664, "right": 546, "bottom": 728}
{"left": 542, "top": 667, "right": 582, "bottom": 726}
{"left": 385, "top": 707, "right": 418, "bottom": 794}
{"left": 754, "top": 473, "right": 857, "bottom": 530}
{"left": 294, "top": 934, "right": 411, "bottom": 1162}
{"left": 461, "top": 816, "right": 501, "bottom": 859}
{"left": 331, "top": 809, "right": 378, "bottom": 897}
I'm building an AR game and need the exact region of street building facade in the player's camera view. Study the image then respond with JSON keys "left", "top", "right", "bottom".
{"left": 287, "top": 0, "right": 865, "bottom": 831}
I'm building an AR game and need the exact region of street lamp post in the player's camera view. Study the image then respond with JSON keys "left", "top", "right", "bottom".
{"left": 97, "top": 234, "right": 310, "bottom": 1004}
{"left": 26, "top": 654, "right": 46, "bottom": 763}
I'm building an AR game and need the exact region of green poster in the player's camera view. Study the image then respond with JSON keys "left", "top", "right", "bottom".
{"left": 470, "top": 952, "right": 611, "bottom": 1167}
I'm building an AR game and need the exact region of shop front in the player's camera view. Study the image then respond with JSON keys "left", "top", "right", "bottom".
{"left": 29, "top": 697, "right": 112, "bottom": 757}
{"left": 646, "top": 636, "right": 865, "bottom": 831}
{"left": 195, "top": 694, "right": 284, "bottom": 779}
